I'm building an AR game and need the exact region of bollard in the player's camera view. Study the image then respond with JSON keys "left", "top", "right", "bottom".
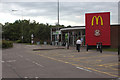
{"left": 86, "top": 44, "right": 88, "bottom": 51}
{"left": 96, "top": 42, "right": 102, "bottom": 53}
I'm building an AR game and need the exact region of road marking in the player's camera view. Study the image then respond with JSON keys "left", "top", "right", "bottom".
{"left": 2, "top": 61, "right": 5, "bottom": 63}
{"left": 98, "top": 64, "right": 119, "bottom": 71}
{"left": 18, "top": 55, "right": 23, "bottom": 58}
{"left": 65, "top": 62, "right": 69, "bottom": 63}
{"left": 36, "top": 54, "right": 119, "bottom": 77}
{"left": 18, "top": 53, "right": 44, "bottom": 68}
{"left": 96, "top": 60, "right": 102, "bottom": 62}
{"left": 25, "top": 58, "right": 29, "bottom": 61}
{"left": 35, "top": 77, "right": 39, "bottom": 79}
{"left": 32, "top": 61, "right": 44, "bottom": 67}
{"left": 6, "top": 60, "right": 16, "bottom": 63}
{"left": 30, "top": 50, "right": 118, "bottom": 77}
{"left": 24, "top": 77, "right": 28, "bottom": 78}
{"left": 76, "top": 67, "right": 92, "bottom": 72}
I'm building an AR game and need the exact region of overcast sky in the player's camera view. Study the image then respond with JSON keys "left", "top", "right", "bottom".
{"left": 0, "top": 2, "right": 119, "bottom": 26}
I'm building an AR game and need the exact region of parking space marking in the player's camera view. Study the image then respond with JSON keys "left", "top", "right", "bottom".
{"left": 32, "top": 61, "right": 44, "bottom": 67}
{"left": 28, "top": 48, "right": 119, "bottom": 78}
{"left": 2, "top": 61, "right": 5, "bottom": 63}
{"left": 18, "top": 55, "right": 23, "bottom": 58}
{"left": 6, "top": 60, "right": 16, "bottom": 63}
{"left": 35, "top": 53, "right": 119, "bottom": 77}
{"left": 17, "top": 52, "right": 44, "bottom": 68}
{"left": 76, "top": 67, "right": 92, "bottom": 72}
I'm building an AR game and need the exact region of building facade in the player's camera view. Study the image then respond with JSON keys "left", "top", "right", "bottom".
{"left": 51, "top": 25, "right": 119, "bottom": 48}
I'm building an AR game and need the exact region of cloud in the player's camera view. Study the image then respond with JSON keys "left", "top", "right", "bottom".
{"left": 0, "top": 2, "right": 118, "bottom": 26}
{"left": 1, "top": 0, "right": 120, "bottom": 2}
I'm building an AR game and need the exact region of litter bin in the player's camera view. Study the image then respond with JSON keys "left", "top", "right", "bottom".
{"left": 44, "top": 42, "right": 47, "bottom": 45}
{"left": 66, "top": 42, "right": 69, "bottom": 49}
{"left": 52, "top": 42, "right": 54, "bottom": 45}
{"left": 36, "top": 42, "right": 40, "bottom": 45}
{"left": 96, "top": 42, "right": 102, "bottom": 53}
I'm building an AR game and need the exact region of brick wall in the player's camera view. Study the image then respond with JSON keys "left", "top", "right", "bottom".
{"left": 110, "top": 25, "right": 119, "bottom": 48}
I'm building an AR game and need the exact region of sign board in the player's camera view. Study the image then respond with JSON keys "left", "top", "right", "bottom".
{"left": 53, "top": 31, "right": 61, "bottom": 35}
{"left": 85, "top": 12, "right": 110, "bottom": 46}
{"left": 65, "top": 33, "right": 68, "bottom": 41}
{"left": 56, "top": 30, "right": 61, "bottom": 34}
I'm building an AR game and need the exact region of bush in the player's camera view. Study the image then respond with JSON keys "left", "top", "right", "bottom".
{"left": 2, "top": 40, "right": 13, "bottom": 49}
{"left": 40, "top": 40, "right": 44, "bottom": 44}
{"left": 15, "top": 40, "right": 22, "bottom": 43}
{"left": 0, "top": 40, "right": 2, "bottom": 48}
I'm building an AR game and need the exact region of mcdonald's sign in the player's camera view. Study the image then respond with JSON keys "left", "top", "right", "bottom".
{"left": 91, "top": 16, "right": 103, "bottom": 26}
{"left": 85, "top": 12, "right": 110, "bottom": 46}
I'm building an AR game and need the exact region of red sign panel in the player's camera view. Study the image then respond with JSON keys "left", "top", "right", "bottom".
{"left": 85, "top": 12, "right": 110, "bottom": 46}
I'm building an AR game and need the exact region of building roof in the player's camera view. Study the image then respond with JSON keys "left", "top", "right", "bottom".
{"left": 60, "top": 27, "right": 85, "bottom": 31}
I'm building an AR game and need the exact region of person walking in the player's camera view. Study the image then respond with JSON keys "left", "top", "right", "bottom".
{"left": 76, "top": 37, "right": 82, "bottom": 52}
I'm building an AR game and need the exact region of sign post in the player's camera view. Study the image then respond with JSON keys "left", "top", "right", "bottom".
{"left": 31, "top": 34, "right": 34, "bottom": 44}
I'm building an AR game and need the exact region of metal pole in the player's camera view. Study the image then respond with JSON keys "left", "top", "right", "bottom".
{"left": 73, "top": 31, "right": 74, "bottom": 46}
{"left": 21, "top": 10, "right": 23, "bottom": 43}
{"left": 12, "top": 9, "right": 24, "bottom": 43}
{"left": 61, "top": 31, "right": 62, "bottom": 45}
{"left": 51, "top": 28, "right": 52, "bottom": 42}
{"left": 58, "top": 0, "right": 59, "bottom": 25}
{"left": 11, "top": 10, "right": 18, "bottom": 41}
{"left": 67, "top": 32, "right": 69, "bottom": 49}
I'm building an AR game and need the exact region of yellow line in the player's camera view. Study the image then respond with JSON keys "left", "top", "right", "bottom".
{"left": 36, "top": 54, "right": 119, "bottom": 77}
{"left": 30, "top": 50, "right": 119, "bottom": 77}
{"left": 32, "top": 51, "right": 119, "bottom": 72}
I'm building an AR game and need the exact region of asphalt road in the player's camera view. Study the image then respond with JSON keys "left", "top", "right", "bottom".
{"left": 2, "top": 43, "right": 119, "bottom": 78}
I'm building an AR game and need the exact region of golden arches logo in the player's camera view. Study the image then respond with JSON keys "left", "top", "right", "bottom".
{"left": 91, "top": 16, "right": 103, "bottom": 26}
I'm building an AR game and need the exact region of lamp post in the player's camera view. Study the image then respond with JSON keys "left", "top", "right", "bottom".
{"left": 12, "top": 10, "right": 18, "bottom": 41}
{"left": 12, "top": 9, "right": 23, "bottom": 43}
{"left": 57, "top": 0, "right": 59, "bottom": 26}
{"left": 57, "top": 0, "right": 60, "bottom": 46}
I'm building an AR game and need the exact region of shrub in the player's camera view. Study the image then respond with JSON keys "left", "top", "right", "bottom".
{"left": 2, "top": 40, "right": 13, "bottom": 49}
{"left": 15, "top": 40, "right": 22, "bottom": 43}
{"left": 0, "top": 40, "right": 2, "bottom": 48}
{"left": 40, "top": 40, "right": 44, "bottom": 44}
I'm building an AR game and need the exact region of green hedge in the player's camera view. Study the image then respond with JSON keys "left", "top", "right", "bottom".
{"left": 15, "top": 40, "right": 22, "bottom": 43}
{"left": 0, "top": 41, "right": 2, "bottom": 48}
{"left": 2, "top": 40, "right": 13, "bottom": 49}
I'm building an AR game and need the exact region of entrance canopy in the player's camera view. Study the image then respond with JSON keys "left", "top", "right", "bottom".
{"left": 60, "top": 27, "right": 85, "bottom": 32}
{"left": 60, "top": 27, "right": 86, "bottom": 46}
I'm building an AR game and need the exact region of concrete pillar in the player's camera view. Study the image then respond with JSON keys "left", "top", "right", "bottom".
{"left": 68, "top": 32, "right": 69, "bottom": 44}
{"left": 67, "top": 32, "right": 70, "bottom": 49}
{"left": 81, "top": 30, "right": 82, "bottom": 38}
{"left": 61, "top": 31, "right": 62, "bottom": 44}
{"left": 61, "top": 31, "right": 62, "bottom": 42}
{"left": 73, "top": 31, "right": 75, "bottom": 46}
{"left": 51, "top": 28, "right": 52, "bottom": 42}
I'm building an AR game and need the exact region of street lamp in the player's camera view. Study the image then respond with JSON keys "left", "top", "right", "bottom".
{"left": 12, "top": 10, "right": 18, "bottom": 11}
{"left": 12, "top": 9, "right": 23, "bottom": 20}
{"left": 12, "top": 9, "right": 23, "bottom": 43}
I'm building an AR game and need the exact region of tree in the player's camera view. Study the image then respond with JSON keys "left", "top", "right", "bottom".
{"left": 2, "top": 19, "right": 65, "bottom": 43}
